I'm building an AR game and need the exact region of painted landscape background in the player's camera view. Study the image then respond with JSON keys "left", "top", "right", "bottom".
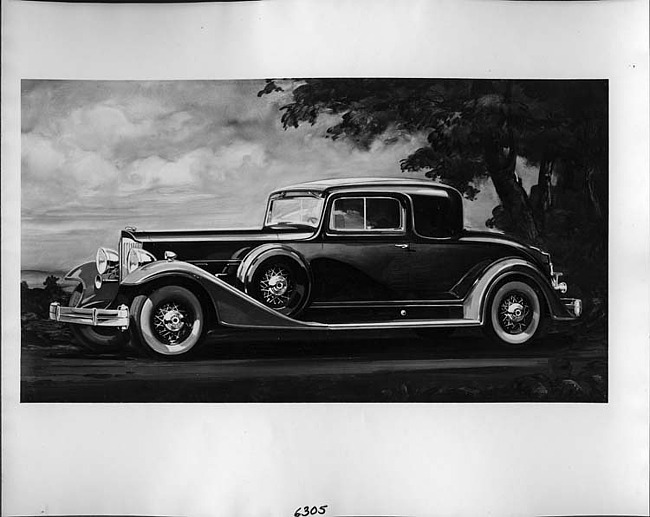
{"left": 21, "top": 79, "right": 608, "bottom": 402}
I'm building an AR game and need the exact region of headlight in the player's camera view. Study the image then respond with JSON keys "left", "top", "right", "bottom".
{"left": 126, "top": 248, "right": 156, "bottom": 274}
{"left": 96, "top": 247, "right": 119, "bottom": 274}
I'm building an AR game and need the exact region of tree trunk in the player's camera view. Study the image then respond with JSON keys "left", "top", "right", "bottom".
{"left": 483, "top": 135, "right": 541, "bottom": 244}
{"left": 586, "top": 163, "right": 606, "bottom": 219}
{"left": 529, "top": 156, "right": 553, "bottom": 232}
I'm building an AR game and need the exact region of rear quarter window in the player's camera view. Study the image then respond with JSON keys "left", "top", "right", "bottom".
{"left": 412, "top": 194, "right": 457, "bottom": 237}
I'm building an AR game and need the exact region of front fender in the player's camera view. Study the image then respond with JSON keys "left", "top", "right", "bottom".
{"left": 121, "top": 260, "right": 312, "bottom": 329}
{"left": 64, "top": 261, "right": 119, "bottom": 308}
{"left": 463, "top": 257, "right": 573, "bottom": 322}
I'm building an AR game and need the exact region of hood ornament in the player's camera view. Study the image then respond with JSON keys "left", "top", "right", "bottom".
{"left": 124, "top": 225, "right": 137, "bottom": 232}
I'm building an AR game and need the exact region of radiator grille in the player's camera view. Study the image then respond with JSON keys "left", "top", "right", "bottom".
{"left": 119, "top": 236, "right": 142, "bottom": 281}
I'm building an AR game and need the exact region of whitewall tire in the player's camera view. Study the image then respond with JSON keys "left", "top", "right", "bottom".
{"left": 130, "top": 285, "right": 205, "bottom": 358}
{"left": 485, "top": 280, "right": 544, "bottom": 346}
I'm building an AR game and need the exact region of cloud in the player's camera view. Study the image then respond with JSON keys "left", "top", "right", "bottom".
{"left": 22, "top": 132, "right": 121, "bottom": 199}
{"left": 21, "top": 133, "right": 66, "bottom": 179}
{"left": 59, "top": 104, "right": 154, "bottom": 156}
{"left": 21, "top": 80, "right": 506, "bottom": 270}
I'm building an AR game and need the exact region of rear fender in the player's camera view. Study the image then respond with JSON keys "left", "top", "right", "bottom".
{"left": 463, "top": 257, "right": 572, "bottom": 323}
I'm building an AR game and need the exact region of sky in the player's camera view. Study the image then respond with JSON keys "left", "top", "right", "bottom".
{"left": 21, "top": 79, "right": 532, "bottom": 272}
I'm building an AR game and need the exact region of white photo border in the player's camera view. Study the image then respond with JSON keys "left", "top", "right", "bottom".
{"left": 2, "top": 1, "right": 649, "bottom": 515}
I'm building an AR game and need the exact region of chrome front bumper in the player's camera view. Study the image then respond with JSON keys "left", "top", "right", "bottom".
{"left": 49, "top": 302, "right": 130, "bottom": 329}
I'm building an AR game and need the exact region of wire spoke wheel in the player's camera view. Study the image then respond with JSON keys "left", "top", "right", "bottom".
{"left": 498, "top": 292, "right": 533, "bottom": 334}
{"left": 130, "top": 285, "right": 204, "bottom": 358}
{"left": 258, "top": 265, "right": 294, "bottom": 309}
{"left": 247, "top": 257, "right": 310, "bottom": 317}
{"left": 486, "top": 280, "right": 543, "bottom": 346}
{"left": 152, "top": 301, "right": 194, "bottom": 345}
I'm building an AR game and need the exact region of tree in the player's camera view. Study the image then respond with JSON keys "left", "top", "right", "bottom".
{"left": 259, "top": 79, "right": 607, "bottom": 245}
{"left": 43, "top": 275, "right": 60, "bottom": 291}
{"left": 43, "top": 275, "right": 66, "bottom": 304}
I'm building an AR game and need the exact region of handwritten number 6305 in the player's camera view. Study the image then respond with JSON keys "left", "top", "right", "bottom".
{"left": 294, "top": 505, "right": 328, "bottom": 516}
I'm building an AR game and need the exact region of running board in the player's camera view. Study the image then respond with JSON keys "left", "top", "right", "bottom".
{"left": 221, "top": 317, "right": 481, "bottom": 331}
{"left": 310, "top": 319, "right": 481, "bottom": 331}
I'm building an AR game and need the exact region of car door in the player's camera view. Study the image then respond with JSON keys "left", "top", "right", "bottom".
{"left": 313, "top": 193, "right": 416, "bottom": 302}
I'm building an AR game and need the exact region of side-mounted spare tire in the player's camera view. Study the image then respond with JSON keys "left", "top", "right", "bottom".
{"left": 68, "top": 287, "right": 127, "bottom": 353}
{"left": 129, "top": 285, "right": 205, "bottom": 359}
{"left": 245, "top": 256, "right": 311, "bottom": 317}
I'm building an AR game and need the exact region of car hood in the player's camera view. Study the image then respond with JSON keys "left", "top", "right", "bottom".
{"left": 128, "top": 227, "right": 316, "bottom": 243}
{"left": 123, "top": 227, "right": 318, "bottom": 265}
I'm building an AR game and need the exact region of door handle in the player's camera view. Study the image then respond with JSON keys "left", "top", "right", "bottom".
{"left": 394, "top": 244, "right": 411, "bottom": 250}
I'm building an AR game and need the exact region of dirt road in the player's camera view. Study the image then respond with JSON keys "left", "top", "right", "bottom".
{"left": 21, "top": 326, "right": 607, "bottom": 402}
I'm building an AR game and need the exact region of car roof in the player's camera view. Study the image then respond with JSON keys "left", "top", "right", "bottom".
{"left": 270, "top": 177, "right": 460, "bottom": 196}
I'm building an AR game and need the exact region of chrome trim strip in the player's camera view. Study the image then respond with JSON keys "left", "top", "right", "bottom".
{"left": 136, "top": 234, "right": 279, "bottom": 243}
{"left": 220, "top": 318, "right": 481, "bottom": 331}
{"left": 310, "top": 300, "right": 462, "bottom": 308}
{"left": 326, "top": 319, "right": 480, "bottom": 330}
{"left": 49, "top": 302, "right": 129, "bottom": 329}
{"left": 187, "top": 259, "right": 242, "bottom": 265}
{"left": 119, "top": 237, "right": 142, "bottom": 281}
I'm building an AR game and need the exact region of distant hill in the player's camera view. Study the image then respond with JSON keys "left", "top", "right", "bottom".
{"left": 21, "top": 270, "right": 71, "bottom": 289}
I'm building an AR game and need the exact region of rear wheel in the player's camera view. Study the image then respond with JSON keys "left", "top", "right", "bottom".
{"left": 130, "top": 285, "right": 205, "bottom": 359}
{"left": 68, "top": 287, "right": 127, "bottom": 353}
{"left": 484, "top": 280, "right": 544, "bottom": 346}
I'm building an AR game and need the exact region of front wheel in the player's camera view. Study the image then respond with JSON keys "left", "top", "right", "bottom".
{"left": 130, "top": 285, "right": 205, "bottom": 359}
{"left": 484, "top": 280, "right": 544, "bottom": 346}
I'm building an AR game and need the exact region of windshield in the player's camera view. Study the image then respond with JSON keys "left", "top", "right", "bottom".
{"left": 265, "top": 195, "right": 325, "bottom": 228}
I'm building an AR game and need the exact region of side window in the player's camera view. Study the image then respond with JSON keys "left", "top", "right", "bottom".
{"left": 332, "top": 197, "right": 365, "bottom": 230}
{"left": 330, "top": 196, "right": 403, "bottom": 232}
{"left": 412, "top": 194, "right": 454, "bottom": 237}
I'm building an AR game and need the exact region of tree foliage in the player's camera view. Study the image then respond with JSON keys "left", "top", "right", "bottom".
{"left": 21, "top": 276, "right": 68, "bottom": 318}
{"left": 260, "top": 79, "right": 607, "bottom": 244}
